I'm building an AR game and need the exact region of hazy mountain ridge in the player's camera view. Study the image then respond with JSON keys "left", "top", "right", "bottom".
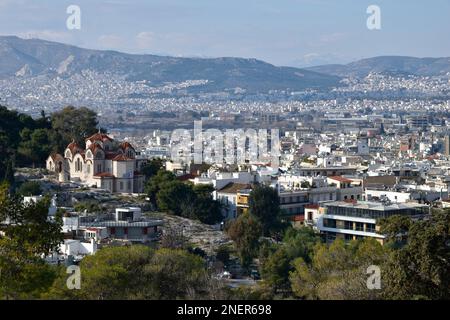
{"left": 305, "top": 56, "right": 450, "bottom": 78}
{"left": 0, "top": 36, "right": 340, "bottom": 93}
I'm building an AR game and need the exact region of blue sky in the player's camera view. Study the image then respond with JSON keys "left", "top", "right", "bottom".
{"left": 1, "top": 0, "right": 449, "bottom": 67}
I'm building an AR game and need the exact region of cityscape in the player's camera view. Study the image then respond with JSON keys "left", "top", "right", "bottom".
{"left": 0, "top": 0, "right": 449, "bottom": 312}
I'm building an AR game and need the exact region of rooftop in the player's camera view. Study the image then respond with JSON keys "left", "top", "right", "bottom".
{"left": 218, "top": 182, "right": 252, "bottom": 194}
{"left": 322, "top": 200, "right": 429, "bottom": 211}
{"left": 328, "top": 176, "right": 353, "bottom": 183}
{"left": 83, "top": 220, "right": 164, "bottom": 228}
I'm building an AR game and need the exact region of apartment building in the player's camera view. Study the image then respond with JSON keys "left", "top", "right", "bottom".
{"left": 314, "top": 200, "right": 429, "bottom": 244}
{"left": 327, "top": 176, "right": 363, "bottom": 201}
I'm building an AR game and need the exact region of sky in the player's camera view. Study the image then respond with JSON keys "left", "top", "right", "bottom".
{"left": 0, "top": 0, "right": 449, "bottom": 67}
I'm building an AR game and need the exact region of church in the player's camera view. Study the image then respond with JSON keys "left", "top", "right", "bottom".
{"left": 46, "top": 132, "right": 146, "bottom": 193}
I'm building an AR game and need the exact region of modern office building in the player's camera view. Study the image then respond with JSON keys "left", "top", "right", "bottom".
{"left": 314, "top": 200, "right": 429, "bottom": 244}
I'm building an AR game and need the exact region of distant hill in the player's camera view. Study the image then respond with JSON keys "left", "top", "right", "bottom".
{"left": 0, "top": 36, "right": 341, "bottom": 93}
{"left": 305, "top": 56, "right": 450, "bottom": 78}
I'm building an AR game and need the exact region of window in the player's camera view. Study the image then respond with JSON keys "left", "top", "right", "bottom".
{"left": 323, "top": 219, "right": 336, "bottom": 228}
{"left": 119, "top": 182, "right": 124, "bottom": 190}
{"left": 97, "top": 164, "right": 102, "bottom": 173}
{"left": 344, "top": 221, "right": 353, "bottom": 230}
{"left": 127, "top": 181, "right": 131, "bottom": 191}
{"left": 75, "top": 158, "right": 82, "bottom": 172}
{"left": 366, "top": 223, "right": 376, "bottom": 233}
{"left": 87, "top": 164, "right": 91, "bottom": 174}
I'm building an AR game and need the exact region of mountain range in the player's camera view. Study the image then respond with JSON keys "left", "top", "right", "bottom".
{"left": 1, "top": 36, "right": 450, "bottom": 95}
{"left": 305, "top": 56, "right": 450, "bottom": 78}
{"left": 0, "top": 36, "right": 339, "bottom": 93}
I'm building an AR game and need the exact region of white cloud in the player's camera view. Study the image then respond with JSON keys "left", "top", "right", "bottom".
{"left": 135, "top": 31, "right": 156, "bottom": 49}
{"left": 17, "top": 30, "right": 73, "bottom": 43}
{"left": 97, "top": 34, "right": 125, "bottom": 50}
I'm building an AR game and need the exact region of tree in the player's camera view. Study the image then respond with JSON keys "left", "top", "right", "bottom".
{"left": 17, "top": 181, "right": 42, "bottom": 197}
{"left": 0, "top": 186, "right": 62, "bottom": 256}
{"left": 144, "top": 248, "right": 208, "bottom": 300}
{"left": 145, "top": 169, "right": 176, "bottom": 207}
{"left": 47, "top": 246, "right": 209, "bottom": 300}
{"left": 0, "top": 239, "right": 57, "bottom": 299}
{"left": 3, "top": 159, "right": 15, "bottom": 188}
{"left": 192, "top": 184, "right": 215, "bottom": 197}
{"left": 380, "top": 209, "right": 450, "bottom": 299}
{"left": 248, "top": 185, "right": 282, "bottom": 236}
{"left": 283, "top": 227, "right": 321, "bottom": 264}
{"left": 289, "top": 239, "right": 387, "bottom": 300}
{"left": 17, "top": 128, "right": 52, "bottom": 167}
{"left": 260, "top": 247, "right": 292, "bottom": 295}
{"left": 151, "top": 174, "right": 223, "bottom": 225}
{"left": 0, "top": 106, "right": 32, "bottom": 149}
{"left": 227, "top": 213, "right": 262, "bottom": 269}
{"left": 259, "top": 227, "right": 321, "bottom": 296}
{"left": 141, "top": 158, "right": 164, "bottom": 180}
{"left": 157, "top": 180, "right": 196, "bottom": 216}
{"left": 47, "top": 245, "right": 155, "bottom": 300}
{"left": 378, "top": 215, "right": 412, "bottom": 247}
{"left": 191, "top": 184, "right": 223, "bottom": 225}
{"left": 0, "top": 183, "right": 62, "bottom": 299}
{"left": 51, "top": 106, "right": 99, "bottom": 151}
{"left": 191, "top": 197, "right": 223, "bottom": 225}
{"left": 0, "top": 105, "right": 55, "bottom": 169}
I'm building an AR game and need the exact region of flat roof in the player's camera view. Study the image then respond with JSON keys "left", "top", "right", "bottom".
{"left": 218, "top": 182, "right": 252, "bottom": 194}
{"left": 83, "top": 220, "right": 164, "bottom": 228}
{"left": 328, "top": 176, "right": 353, "bottom": 183}
{"left": 299, "top": 166, "right": 357, "bottom": 171}
{"left": 322, "top": 200, "right": 429, "bottom": 211}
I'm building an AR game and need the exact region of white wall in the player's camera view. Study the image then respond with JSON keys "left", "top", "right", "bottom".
{"left": 60, "top": 239, "right": 97, "bottom": 256}
{"left": 365, "top": 189, "right": 411, "bottom": 203}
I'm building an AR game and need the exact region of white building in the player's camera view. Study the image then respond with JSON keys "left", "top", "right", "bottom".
{"left": 59, "top": 239, "right": 98, "bottom": 257}
{"left": 313, "top": 200, "right": 429, "bottom": 244}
